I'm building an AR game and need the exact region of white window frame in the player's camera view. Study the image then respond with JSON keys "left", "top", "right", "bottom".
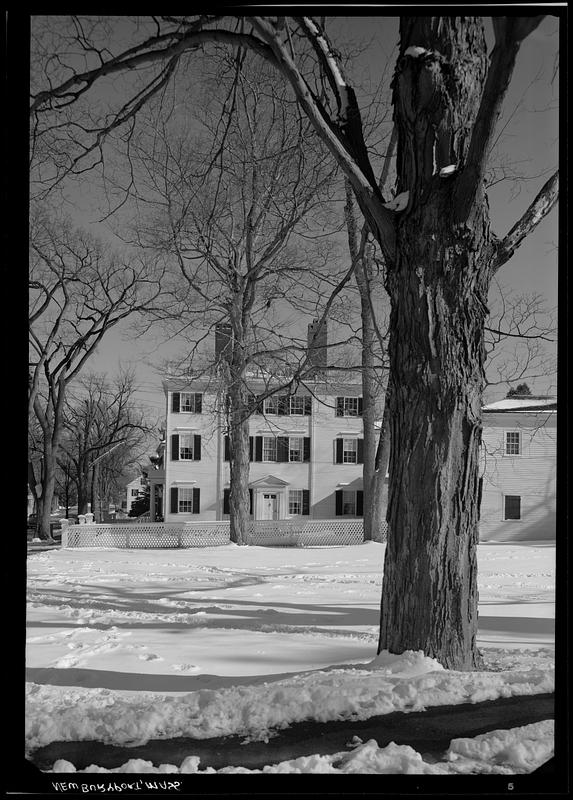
{"left": 180, "top": 392, "right": 201, "bottom": 413}
{"left": 289, "top": 437, "right": 304, "bottom": 462}
{"left": 342, "top": 490, "right": 356, "bottom": 516}
{"left": 263, "top": 396, "right": 278, "bottom": 415}
{"left": 503, "top": 494, "right": 522, "bottom": 521}
{"left": 289, "top": 396, "right": 305, "bottom": 416}
{"left": 178, "top": 487, "right": 194, "bottom": 513}
{"left": 504, "top": 430, "right": 522, "bottom": 456}
{"left": 262, "top": 436, "right": 277, "bottom": 462}
{"left": 343, "top": 397, "right": 359, "bottom": 417}
{"left": 179, "top": 433, "right": 194, "bottom": 460}
{"left": 343, "top": 438, "right": 358, "bottom": 464}
{"left": 289, "top": 489, "right": 303, "bottom": 515}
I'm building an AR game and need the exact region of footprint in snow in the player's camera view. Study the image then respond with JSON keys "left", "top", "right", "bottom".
{"left": 172, "top": 663, "right": 200, "bottom": 672}
{"left": 138, "top": 653, "right": 164, "bottom": 662}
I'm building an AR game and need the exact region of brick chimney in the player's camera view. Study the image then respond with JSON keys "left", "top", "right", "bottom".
{"left": 307, "top": 319, "right": 327, "bottom": 377}
{"left": 215, "top": 323, "right": 233, "bottom": 361}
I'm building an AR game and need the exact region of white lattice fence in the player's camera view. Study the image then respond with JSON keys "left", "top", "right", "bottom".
{"left": 63, "top": 522, "right": 231, "bottom": 549}
{"left": 61, "top": 519, "right": 387, "bottom": 548}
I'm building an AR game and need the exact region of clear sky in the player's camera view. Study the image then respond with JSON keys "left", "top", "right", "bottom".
{"left": 78, "top": 14, "right": 559, "bottom": 423}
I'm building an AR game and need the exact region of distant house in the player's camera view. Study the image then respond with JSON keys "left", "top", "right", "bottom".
{"left": 155, "top": 322, "right": 370, "bottom": 523}
{"left": 479, "top": 396, "right": 556, "bottom": 542}
{"left": 124, "top": 476, "right": 146, "bottom": 515}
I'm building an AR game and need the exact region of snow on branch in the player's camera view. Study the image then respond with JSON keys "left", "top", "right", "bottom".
{"left": 492, "top": 170, "right": 559, "bottom": 273}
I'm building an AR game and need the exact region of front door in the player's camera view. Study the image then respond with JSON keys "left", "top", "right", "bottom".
{"left": 262, "top": 493, "right": 278, "bottom": 520}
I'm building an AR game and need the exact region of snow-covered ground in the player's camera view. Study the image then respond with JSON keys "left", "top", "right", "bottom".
{"left": 26, "top": 541, "right": 555, "bottom": 774}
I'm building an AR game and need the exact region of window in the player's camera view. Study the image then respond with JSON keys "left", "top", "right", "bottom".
{"left": 171, "top": 433, "right": 201, "bottom": 461}
{"left": 335, "top": 438, "right": 363, "bottom": 464}
{"left": 289, "top": 437, "right": 304, "bottom": 462}
{"left": 335, "top": 489, "right": 364, "bottom": 517}
{"left": 178, "top": 488, "right": 194, "bottom": 513}
{"left": 289, "top": 490, "right": 303, "bottom": 515}
{"left": 288, "top": 489, "right": 309, "bottom": 515}
{"left": 263, "top": 437, "right": 277, "bottom": 462}
{"left": 179, "top": 434, "right": 195, "bottom": 460}
{"left": 504, "top": 495, "right": 521, "bottom": 520}
{"left": 343, "top": 438, "right": 357, "bottom": 464}
{"left": 336, "top": 396, "right": 363, "bottom": 417}
{"left": 505, "top": 431, "right": 521, "bottom": 455}
{"left": 172, "top": 392, "right": 202, "bottom": 413}
{"left": 289, "top": 396, "right": 305, "bottom": 415}
{"left": 131, "top": 489, "right": 139, "bottom": 497}
{"left": 263, "top": 396, "right": 278, "bottom": 415}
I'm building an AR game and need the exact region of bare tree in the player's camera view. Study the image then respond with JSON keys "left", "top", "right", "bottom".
{"left": 29, "top": 15, "right": 559, "bottom": 668}
{"left": 60, "top": 371, "right": 153, "bottom": 520}
{"left": 28, "top": 207, "right": 164, "bottom": 538}
{"left": 485, "top": 281, "right": 557, "bottom": 393}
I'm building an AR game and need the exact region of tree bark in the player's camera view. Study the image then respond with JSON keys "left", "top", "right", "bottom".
{"left": 377, "top": 17, "right": 491, "bottom": 669}
{"left": 228, "top": 382, "right": 251, "bottom": 545}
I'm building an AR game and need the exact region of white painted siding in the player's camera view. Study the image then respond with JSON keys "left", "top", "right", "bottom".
{"left": 479, "top": 411, "right": 556, "bottom": 542}
{"left": 163, "top": 380, "right": 366, "bottom": 522}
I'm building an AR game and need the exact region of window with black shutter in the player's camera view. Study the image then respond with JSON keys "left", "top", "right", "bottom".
{"left": 255, "top": 436, "right": 263, "bottom": 462}
{"left": 172, "top": 393, "right": 180, "bottom": 413}
{"left": 358, "top": 397, "right": 363, "bottom": 416}
{"left": 356, "top": 490, "right": 364, "bottom": 517}
{"left": 249, "top": 437, "right": 254, "bottom": 461}
{"left": 303, "top": 437, "right": 311, "bottom": 462}
{"left": 192, "top": 488, "right": 201, "bottom": 514}
{"left": 249, "top": 489, "right": 253, "bottom": 515}
{"left": 224, "top": 436, "right": 230, "bottom": 461}
{"left": 335, "top": 490, "right": 343, "bottom": 516}
{"left": 357, "top": 438, "right": 364, "bottom": 464}
{"left": 335, "top": 397, "right": 345, "bottom": 417}
{"left": 223, "top": 489, "right": 230, "bottom": 514}
{"left": 304, "top": 396, "right": 312, "bottom": 415}
{"left": 194, "top": 393, "right": 203, "bottom": 413}
{"left": 302, "top": 489, "right": 310, "bottom": 515}
{"left": 193, "top": 435, "right": 202, "bottom": 461}
{"left": 171, "top": 434, "right": 179, "bottom": 461}
{"left": 335, "top": 438, "right": 344, "bottom": 464}
{"left": 170, "top": 487, "right": 178, "bottom": 513}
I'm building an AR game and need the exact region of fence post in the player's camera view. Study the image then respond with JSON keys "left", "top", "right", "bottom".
{"left": 60, "top": 518, "right": 70, "bottom": 548}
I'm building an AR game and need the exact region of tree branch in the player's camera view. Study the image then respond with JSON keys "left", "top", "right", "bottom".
{"left": 455, "top": 15, "right": 545, "bottom": 219}
{"left": 492, "top": 170, "right": 558, "bottom": 273}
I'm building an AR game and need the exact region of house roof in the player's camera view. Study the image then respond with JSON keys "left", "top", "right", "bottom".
{"left": 482, "top": 396, "right": 557, "bottom": 412}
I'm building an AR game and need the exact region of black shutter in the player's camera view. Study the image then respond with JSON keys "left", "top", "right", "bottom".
{"left": 356, "top": 490, "right": 364, "bottom": 517}
{"left": 304, "top": 396, "right": 312, "bottom": 415}
{"left": 335, "top": 438, "right": 343, "bottom": 464}
{"left": 302, "top": 489, "right": 310, "bottom": 515}
{"left": 357, "top": 438, "right": 364, "bottom": 464}
{"left": 358, "top": 397, "right": 363, "bottom": 416}
{"left": 277, "top": 437, "right": 289, "bottom": 462}
{"left": 192, "top": 488, "right": 200, "bottom": 514}
{"left": 255, "top": 436, "right": 263, "bottom": 462}
{"left": 335, "top": 490, "right": 343, "bottom": 516}
{"left": 249, "top": 436, "right": 254, "bottom": 461}
{"left": 171, "top": 434, "right": 179, "bottom": 461}
{"left": 335, "top": 397, "right": 344, "bottom": 417}
{"left": 223, "top": 488, "right": 230, "bottom": 514}
{"left": 303, "top": 437, "right": 311, "bottom": 462}
{"left": 194, "top": 393, "right": 202, "bottom": 413}
{"left": 224, "top": 436, "right": 230, "bottom": 461}
{"left": 249, "top": 489, "right": 253, "bottom": 515}
{"left": 278, "top": 395, "right": 288, "bottom": 415}
{"left": 477, "top": 477, "right": 483, "bottom": 520}
{"left": 172, "top": 393, "right": 180, "bottom": 413}
{"left": 193, "top": 435, "right": 202, "bottom": 461}
{"left": 170, "top": 487, "right": 178, "bottom": 514}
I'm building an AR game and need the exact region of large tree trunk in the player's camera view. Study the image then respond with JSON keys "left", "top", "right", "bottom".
{"left": 377, "top": 17, "right": 491, "bottom": 670}
{"left": 228, "top": 382, "right": 251, "bottom": 546}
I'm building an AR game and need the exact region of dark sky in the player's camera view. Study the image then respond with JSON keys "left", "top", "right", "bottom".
{"left": 82, "top": 14, "right": 559, "bottom": 412}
